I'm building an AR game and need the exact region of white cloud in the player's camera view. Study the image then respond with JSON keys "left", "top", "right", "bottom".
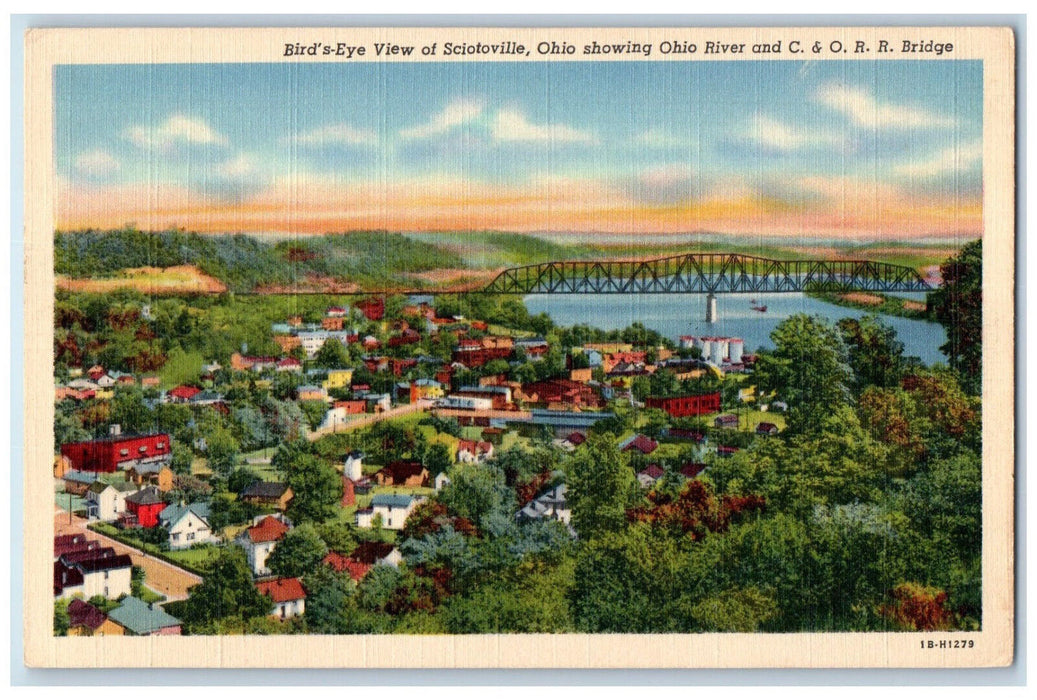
{"left": 491, "top": 109, "right": 596, "bottom": 144}
{"left": 73, "top": 149, "right": 120, "bottom": 177}
{"left": 893, "top": 140, "right": 983, "bottom": 179}
{"left": 292, "top": 123, "right": 378, "bottom": 146}
{"left": 124, "top": 115, "right": 228, "bottom": 150}
{"left": 399, "top": 99, "right": 484, "bottom": 140}
{"left": 816, "top": 83, "right": 957, "bottom": 130}
{"left": 744, "top": 114, "right": 844, "bottom": 151}
{"left": 215, "top": 154, "right": 258, "bottom": 179}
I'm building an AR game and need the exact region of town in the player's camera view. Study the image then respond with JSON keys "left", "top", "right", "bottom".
{"left": 51, "top": 241, "right": 982, "bottom": 635}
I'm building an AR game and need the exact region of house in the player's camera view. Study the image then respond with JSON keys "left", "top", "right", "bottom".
{"left": 355, "top": 494, "right": 422, "bottom": 530}
{"left": 434, "top": 472, "right": 451, "bottom": 491}
{"left": 167, "top": 385, "right": 202, "bottom": 403}
{"left": 364, "top": 393, "right": 392, "bottom": 413}
{"left": 67, "top": 598, "right": 125, "bottom": 636}
{"left": 454, "top": 385, "right": 513, "bottom": 410}
{"left": 62, "top": 469, "right": 98, "bottom": 496}
{"left": 374, "top": 460, "right": 429, "bottom": 487}
{"left": 351, "top": 541, "right": 403, "bottom": 567}
{"left": 53, "top": 534, "right": 100, "bottom": 561}
{"left": 714, "top": 414, "right": 740, "bottom": 429}
{"left": 124, "top": 487, "right": 167, "bottom": 528}
{"left": 637, "top": 464, "right": 666, "bottom": 488}
{"left": 85, "top": 480, "right": 137, "bottom": 521}
{"left": 107, "top": 596, "right": 182, "bottom": 636}
{"left": 517, "top": 484, "right": 571, "bottom": 525}
{"left": 257, "top": 577, "right": 307, "bottom": 620}
{"left": 276, "top": 357, "right": 303, "bottom": 373}
{"left": 159, "top": 502, "right": 215, "bottom": 549}
{"left": 456, "top": 440, "right": 494, "bottom": 464}
{"left": 54, "top": 549, "right": 133, "bottom": 599}
{"left": 125, "top": 463, "right": 174, "bottom": 492}
{"left": 565, "top": 432, "right": 586, "bottom": 448}
{"left": 619, "top": 434, "right": 659, "bottom": 455}
{"left": 645, "top": 392, "right": 722, "bottom": 418}
{"left": 61, "top": 433, "right": 172, "bottom": 474}
{"left": 297, "top": 385, "right": 329, "bottom": 402}
{"left": 322, "top": 368, "right": 354, "bottom": 391}
{"left": 716, "top": 446, "right": 740, "bottom": 458}
{"left": 527, "top": 409, "right": 616, "bottom": 438}
{"left": 321, "top": 551, "right": 372, "bottom": 582}
{"left": 240, "top": 481, "right": 294, "bottom": 511}
{"left": 236, "top": 514, "right": 291, "bottom": 576}
{"left": 680, "top": 463, "right": 708, "bottom": 479}
{"left": 662, "top": 428, "right": 707, "bottom": 443}
{"left": 756, "top": 422, "right": 780, "bottom": 436}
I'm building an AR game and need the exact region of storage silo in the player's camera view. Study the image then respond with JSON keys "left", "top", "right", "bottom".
{"left": 729, "top": 338, "right": 745, "bottom": 364}
{"left": 710, "top": 338, "right": 728, "bottom": 365}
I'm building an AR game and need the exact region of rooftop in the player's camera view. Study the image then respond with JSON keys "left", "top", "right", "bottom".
{"left": 107, "top": 596, "right": 181, "bottom": 634}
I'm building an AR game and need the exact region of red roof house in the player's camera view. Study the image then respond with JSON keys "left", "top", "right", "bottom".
{"left": 124, "top": 487, "right": 166, "bottom": 528}
{"left": 245, "top": 515, "right": 290, "bottom": 544}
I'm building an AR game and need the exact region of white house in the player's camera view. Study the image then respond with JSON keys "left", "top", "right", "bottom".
{"left": 517, "top": 483, "right": 571, "bottom": 525}
{"left": 235, "top": 514, "right": 290, "bottom": 577}
{"left": 257, "top": 577, "right": 306, "bottom": 620}
{"left": 355, "top": 494, "right": 423, "bottom": 530}
{"left": 434, "top": 472, "right": 451, "bottom": 491}
{"left": 159, "top": 502, "right": 217, "bottom": 550}
{"left": 55, "top": 551, "right": 133, "bottom": 600}
{"left": 85, "top": 481, "right": 137, "bottom": 522}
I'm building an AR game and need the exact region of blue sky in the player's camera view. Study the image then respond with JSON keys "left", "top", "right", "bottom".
{"left": 54, "top": 59, "right": 983, "bottom": 238}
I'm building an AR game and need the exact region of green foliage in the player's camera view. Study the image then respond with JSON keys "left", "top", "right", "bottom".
{"left": 54, "top": 599, "right": 70, "bottom": 636}
{"left": 276, "top": 443, "right": 342, "bottom": 523}
{"left": 302, "top": 564, "right": 356, "bottom": 634}
{"left": 753, "top": 314, "right": 853, "bottom": 433}
{"left": 565, "top": 434, "right": 639, "bottom": 540}
{"left": 684, "top": 587, "right": 779, "bottom": 632}
{"left": 313, "top": 338, "right": 350, "bottom": 369}
{"left": 298, "top": 400, "right": 329, "bottom": 431}
{"left": 267, "top": 523, "right": 329, "bottom": 578}
{"left": 178, "top": 547, "right": 272, "bottom": 628}
{"left": 442, "top": 558, "right": 575, "bottom": 633}
{"left": 837, "top": 315, "right": 908, "bottom": 394}
{"left": 928, "top": 240, "right": 982, "bottom": 394}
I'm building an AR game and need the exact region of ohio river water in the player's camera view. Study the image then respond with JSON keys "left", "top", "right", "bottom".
{"left": 524, "top": 291, "right": 948, "bottom": 366}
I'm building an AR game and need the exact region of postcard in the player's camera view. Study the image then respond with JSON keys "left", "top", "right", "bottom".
{"left": 22, "top": 25, "right": 1015, "bottom": 668}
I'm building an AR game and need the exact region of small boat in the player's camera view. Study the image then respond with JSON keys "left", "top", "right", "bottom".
{"left": 751, "top": 304, "right": 767, "bottom": 313}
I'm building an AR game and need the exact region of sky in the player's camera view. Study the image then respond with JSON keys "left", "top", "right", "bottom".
{"left": 54, "top": 59, "right": 983, "bottom": 241}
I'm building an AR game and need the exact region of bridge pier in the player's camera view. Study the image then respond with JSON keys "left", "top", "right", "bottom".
{"left": 705, "top": 293, "right": 718, "bottom": 323}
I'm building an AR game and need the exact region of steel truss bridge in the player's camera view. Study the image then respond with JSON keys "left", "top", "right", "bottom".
{"left": 484, "top": 252, "right": 933, "bottom": 295}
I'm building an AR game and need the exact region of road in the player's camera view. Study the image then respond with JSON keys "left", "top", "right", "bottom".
{"left": 307, "top": 400, "right": 430, "bottom": 440}
{"left": 54, "top": 508, "right": 203, "bottom": 601}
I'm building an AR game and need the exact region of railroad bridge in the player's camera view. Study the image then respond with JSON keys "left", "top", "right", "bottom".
{"left": 483, "top": 252, "right": 932, "bottom": 322}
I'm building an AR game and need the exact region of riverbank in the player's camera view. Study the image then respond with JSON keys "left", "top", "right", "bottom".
{"left": 805, "top": 290, "right": 931, "bottom": 320}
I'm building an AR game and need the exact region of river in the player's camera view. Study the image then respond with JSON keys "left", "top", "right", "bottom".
{"left": 524, "top": 292, "right": 948, "bottom": 366}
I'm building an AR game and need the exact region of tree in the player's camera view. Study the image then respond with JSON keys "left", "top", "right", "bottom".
{"left": 837, "top": 315, "right": 907, "bottom": 394}
{"left": 421, "top": 441, "right": 453, "bottom": 479}
{"left": 178, "top": 547, "right": 272, "bottom": 627}
{"left": 438, "top": 464, "right": 513, "bottom": 528}
{"left": 203, "top": 424, "right": 240, "bottom": 477}
{"left": 302, "top": 564, "right": 355, "bottom": 634}
{"left": 267, "top": 523, "right": 328, "bottom": 578}
{"left": 169, "top": 438, "right": 194, "bottom": 475}
{"left": 565, "top": 433, "right": 639, "bottom": 540}
{"left": 109, "top": 386, "right": 154, "bottom": 434}
{"left": 928, "top": 240, "right": 982, "bottom": 394}
{"left": 282, "top": 452, "right": 342, "bottom": 524}
{"left": 54, "top": 599, "right": 70, "bottom": 636}
{"left": 313, "top": 338, "right": 350, "bottom": 369}
{"left": 298, "top": 400, "right": 329, "bottom": 431}
{"left": 753, "top": 314, "right": 853, "bottom": 433}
